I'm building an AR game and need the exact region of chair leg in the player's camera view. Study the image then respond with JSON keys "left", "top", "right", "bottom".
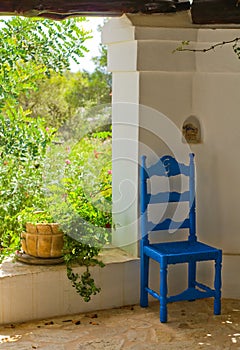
{"left": 160, "top": 261, "right": 168, "bottom": 323}
{"left": 214, "top": 252, "right": 222, "bottom": 315}
{"left": 188, "top": 260, "right": 196, "bottom": 301}
{"left": 140, "top": 254, "right": 149, "bottom": 307}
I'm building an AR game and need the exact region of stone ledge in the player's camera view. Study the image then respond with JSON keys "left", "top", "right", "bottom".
{"left": 0, "top": 248, "right": 140, "bottom": 325}
{"left": 0, "top": 247, "right": 137, "bottom": 279}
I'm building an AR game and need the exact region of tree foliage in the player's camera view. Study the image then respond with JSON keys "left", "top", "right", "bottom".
{"left": 18, "top": 28, "right": 112, "bottom": 128}
{"left": 0, "top": 16, "right": 91, "bottom": 109}
{"left": 19, "top": 69, "right": 111, "bottom": 128}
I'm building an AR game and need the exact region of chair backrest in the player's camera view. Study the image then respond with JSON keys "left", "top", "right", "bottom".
{"left": 140, "top": 153, "right": 196, "bottom": 243}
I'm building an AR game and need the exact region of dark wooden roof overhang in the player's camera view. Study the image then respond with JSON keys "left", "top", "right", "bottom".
{"left": 192, "top": 0, "right": 240, "bottom": 24}
{"left": 0, "top": 0, "right": 239, "bottom": 24}
{"left": 0, "top": 1, "right": 190, "bottom": 20}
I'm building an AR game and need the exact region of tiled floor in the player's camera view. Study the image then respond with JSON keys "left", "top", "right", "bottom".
{"left": 0, "top": 298, "right": 239, "bottom": 349}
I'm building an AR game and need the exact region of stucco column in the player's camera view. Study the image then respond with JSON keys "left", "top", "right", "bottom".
{"left": 102, "top": 13, "right": 196, "bottom": 257}
{"left": 101, "top": 16, "right": 139, "bottom": 255}
{"left": 102, "top": 14, "right": 240, "bottom": 298}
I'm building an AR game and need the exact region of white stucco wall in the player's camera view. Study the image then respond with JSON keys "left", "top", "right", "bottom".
{"left": 103, "top": 14, "right": 240, "bottom": 298}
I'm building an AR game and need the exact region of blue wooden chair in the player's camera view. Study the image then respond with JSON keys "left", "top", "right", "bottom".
{"left": 140, "top": 153, "right": 222, "bottom": 323}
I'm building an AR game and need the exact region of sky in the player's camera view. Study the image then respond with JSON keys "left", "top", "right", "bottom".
{"left": 71, "top": 17, "right": 105, "bottom": 72}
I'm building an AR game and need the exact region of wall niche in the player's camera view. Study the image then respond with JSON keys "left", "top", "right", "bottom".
{"left": 182, "top": 116, "right": 201, "bottom": 144}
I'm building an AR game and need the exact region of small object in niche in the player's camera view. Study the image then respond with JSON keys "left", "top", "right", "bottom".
{"left": 182, "top": 116, "right": 201, "bottom": 144}
{"left": 183, "top": 123, "right": 198, "bottom": 143}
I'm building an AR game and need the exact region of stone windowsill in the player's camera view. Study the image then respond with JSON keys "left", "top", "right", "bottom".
{"left": 0, "top": 246, "right": 138, "bottom": 279}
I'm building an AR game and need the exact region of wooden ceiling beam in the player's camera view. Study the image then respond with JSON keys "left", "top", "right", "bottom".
{"left": 191, "top": 0, "right": 240, "bottom": 24}
{"left": 0, "top": 0, "right": 239, "bottom": 25}
{"left": 0, "top": 1, "right": 190, "bottom": 19}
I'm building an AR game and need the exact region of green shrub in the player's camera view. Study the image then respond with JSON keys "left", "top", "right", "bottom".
{"left": 0, "top": 108, "right": 54, "bottom": 259}
{"left": 45, "top": 131, "right": 112, "bottom": 301}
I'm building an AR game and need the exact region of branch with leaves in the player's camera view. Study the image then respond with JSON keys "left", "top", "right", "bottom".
{"left": 0, "top": 17, "right": 92, "bottom": 110}
{"left": 173, "top": 37, "right": 240, "bottom": 59}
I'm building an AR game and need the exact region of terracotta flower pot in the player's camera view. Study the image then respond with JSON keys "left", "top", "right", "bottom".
{"left": 21, "top": 223, "right": 64, "bottom": 258}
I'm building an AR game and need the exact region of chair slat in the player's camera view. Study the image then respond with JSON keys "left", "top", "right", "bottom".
{"left": 147, "top": 155, "right": 189, "bottom": 178}
{"left": 148, "top": 218, "right": 190, "bottom": 232}
{"left": 147, "top": 191, "right": 190, "bottom": 204}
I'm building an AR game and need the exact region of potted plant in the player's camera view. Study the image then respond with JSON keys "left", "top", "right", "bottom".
{"left": 18, "top": 201, "right": 109, "bottom": 302}
{"left": 20, "top": 210, "right": 64, "bottom": 259}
